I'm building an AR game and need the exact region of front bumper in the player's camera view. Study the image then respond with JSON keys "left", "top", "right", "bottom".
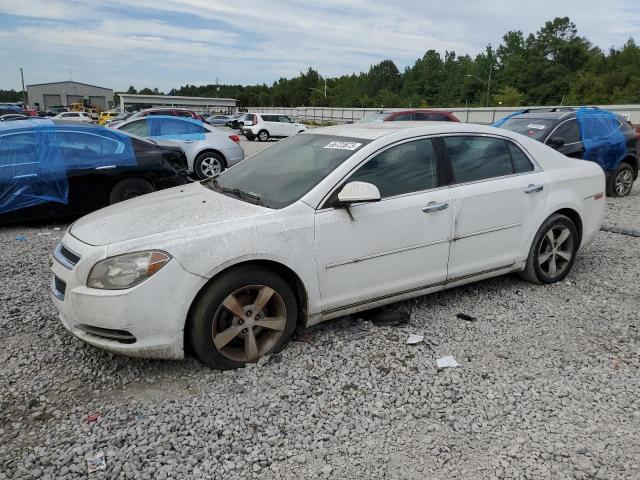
{"left": 50, "top": 233, "right": 204, "bottom": 359}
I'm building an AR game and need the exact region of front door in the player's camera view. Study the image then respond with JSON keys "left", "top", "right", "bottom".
{"left": 441, "top": 135, "right": 549, "bottom": 279}
{"left": 314, "top": 137, "right": 453, "bottom": 312}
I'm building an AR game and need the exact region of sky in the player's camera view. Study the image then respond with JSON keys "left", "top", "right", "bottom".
{"left": 0, "top": 0, "right": 638, "bottom": 93}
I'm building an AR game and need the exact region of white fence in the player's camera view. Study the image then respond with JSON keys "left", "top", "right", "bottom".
{"left": 248, "top": 105, "right": 640, "bottom": 125}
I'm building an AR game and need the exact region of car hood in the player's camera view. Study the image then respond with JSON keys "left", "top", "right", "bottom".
{"left": 70, "top": 182, "right": 269, "bottom": 246}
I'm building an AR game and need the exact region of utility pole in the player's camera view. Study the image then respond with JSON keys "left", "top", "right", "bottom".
{"left": 19, "top": 67, "right": 26, "bottom": 106}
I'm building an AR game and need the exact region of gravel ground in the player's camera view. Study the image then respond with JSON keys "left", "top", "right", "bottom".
{"left": 1, "top": 157, "right": 639, "bottom": 479}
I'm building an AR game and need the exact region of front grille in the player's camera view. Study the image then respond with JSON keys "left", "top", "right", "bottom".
{"left": 60, "top": 245, "right": 80, "bottom": 265}
{"left": 75, "top": 324, "right": 136, "bottom": 344}
{"left": 52, "top": 274, "right": 66, "bottom": 300}
{"left": 54, "top": 242, "right": 81, "bottom": 269}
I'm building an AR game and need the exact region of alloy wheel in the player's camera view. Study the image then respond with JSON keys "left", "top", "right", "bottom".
{"left": 212, "top": 285, "right": 287, "bottom": 363}
{"left": 538, "top": 225, "right": 574, "bottom": 278}
{"left": 615, "top": 169, "right": 633, "bottom": 196}
{"left": 200, "top": 157, "right": 223, "bottom": 177}
{"left": 259, "top": 131, "right": 268, "bottom": 141}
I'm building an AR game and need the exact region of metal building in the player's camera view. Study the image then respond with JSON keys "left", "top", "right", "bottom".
{"left": 26, "top": 81, "right": 114, "bottom": 110}
{"left": 118, "top": 93, "right": 237, "bottom": 114}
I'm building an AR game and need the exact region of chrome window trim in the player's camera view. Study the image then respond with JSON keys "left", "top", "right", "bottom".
{"left": 544, "top": 118, "right": 582, "bottom": 147}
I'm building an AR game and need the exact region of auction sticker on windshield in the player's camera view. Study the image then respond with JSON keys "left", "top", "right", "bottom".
{"left": 323, "top": 141, "right": 362, "bottom": 150}
{"left": 526, "top": 124, "right": 547, "bottom": 130}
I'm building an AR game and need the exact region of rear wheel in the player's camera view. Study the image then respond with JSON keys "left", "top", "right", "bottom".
{"left": 607, "top": 162, "right": 635, "bottom": 197}
{"left": 245, "top": 132, "right": 255, "bottom": 141}
{"left": 519, "top": 214, "right": 578, "bottom": 284}
{"left": 108, "top": 178, "right": 154, "bottom": 205}
{"left": 189, "top": 267, "right": 298, "bottom": 369}
{"left": 258, "top": 130, "right": 269, "bottom": 142}
{"left": 194, "top": 152, "right": 225, "bottom": 179}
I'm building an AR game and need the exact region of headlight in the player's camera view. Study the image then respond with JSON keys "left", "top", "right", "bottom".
{"left": 87, "top": 251, "right": 171, "bottom": 290}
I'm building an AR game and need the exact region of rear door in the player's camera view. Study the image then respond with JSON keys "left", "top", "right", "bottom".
{"left": 441, "top": 135, "right": 549, "bottom": 279}
{"left": 547, "top": 118, "right": 584, "bottom": 159}
{"left": 278, "top": 116, "right": 297, "bottom": 135}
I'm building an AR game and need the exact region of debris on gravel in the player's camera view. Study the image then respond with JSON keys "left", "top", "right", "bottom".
{"left": 1, "top": 188, "right": 639, "bottom": 479}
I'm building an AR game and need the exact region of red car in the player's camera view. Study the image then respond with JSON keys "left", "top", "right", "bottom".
{"left": 358, "top": 109, "right": 459, "bottom": 123}
{"left": 133, "top": 108, "right": 203, "bottom": 121}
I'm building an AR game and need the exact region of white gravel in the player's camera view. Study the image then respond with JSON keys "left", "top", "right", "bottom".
{"left": 1, "top": 167, "right": 639, "bottom": 479}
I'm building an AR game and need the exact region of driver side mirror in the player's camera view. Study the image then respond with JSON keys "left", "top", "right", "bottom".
{"left": 547, "top": 136, "right": 566, "bottom": 149}
{"left": 336, "top": 181, "right": 381, "bottom": 206}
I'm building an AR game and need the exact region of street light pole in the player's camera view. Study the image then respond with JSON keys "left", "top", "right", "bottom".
{"left": 466, "top": 63, "right": 493, "bottom": 107}
{"left": 19, "top": 67, "right": 26, "bottom": 107}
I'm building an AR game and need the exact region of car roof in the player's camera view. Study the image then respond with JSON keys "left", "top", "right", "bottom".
{"left": 0, "top": 119, "right": 116, "bottom": 132}
{"left": 306, "top": 121, "right": 502, "bottom": 140}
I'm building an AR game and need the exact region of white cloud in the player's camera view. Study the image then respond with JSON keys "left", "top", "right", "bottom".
{"left": 0, "top": 0, "right": 638, "bottom": 91}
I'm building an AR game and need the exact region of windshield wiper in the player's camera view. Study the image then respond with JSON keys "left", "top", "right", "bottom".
{"left": 211, "top": 179, "right": 263, "bottom": 205}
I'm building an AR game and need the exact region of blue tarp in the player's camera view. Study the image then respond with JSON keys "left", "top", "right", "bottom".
{"left": 575, "top": 107, "right": 626, "bottom": 171}
{"left": 492, "top": 111, "right": 526, "bottom": 128}
{"left": 0, "top": 120, "right": 137, "bottom": 214}
{"left": 146, "top": 116, "right": 207, "bottom": 141}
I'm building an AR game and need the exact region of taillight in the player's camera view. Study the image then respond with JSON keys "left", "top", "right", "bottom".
{"left": 252, "top": 117, "right": 257, "bottom": 126}
{"left": 229, "top": 134, "right": 240, "bottom": 144}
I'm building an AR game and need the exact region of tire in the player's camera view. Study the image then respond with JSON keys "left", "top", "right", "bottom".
{"left": 188, "top": 266, "right": 298, "bottom": 370}
{"left": 519, "top": 213, "right": 579, "bottom": 284}
{"left": 258, "top": 130, "right": 269, "bottom": 142}
{"left": 245, "top": 133, "right": 255, "bottom": 141}
{"left": 607, "top": 162, "right": 635, "bottom": 197}
{"left": 194, "top": 152, "right": 226, "bottom": 179}
{"left": 108, "top": 178, "right": 154, "bottom": 205}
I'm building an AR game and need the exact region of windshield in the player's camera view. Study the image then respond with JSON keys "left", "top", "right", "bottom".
{"left": 203, "top": 133, "right": 370, "bottom": 209}
{"left": 497, "top": 117, "right": 556, "bottom": 141}
{"left": 357, "top": 113, "right": 390, "bottom": 124}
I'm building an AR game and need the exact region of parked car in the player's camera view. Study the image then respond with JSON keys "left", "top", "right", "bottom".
{"left": 0, "top": 120, "right": 188, "bottom": 221}
{"left": 357, "top": 109, "right": 459, "bottom": 123}
{"left": 0, "top": 114, "right": 29, "bottom": 122}
{"left": 242, "top": 113, "right": 307, "bottom": 141}
{"left": 50, "top": 121, "right": 604, "bottom": 369}
{"left": 98, "top": 111, "right": 119, "bottom": 125}
{"left": 105, "top": 112, "right": 134, "bottom": 126}
{"left": 54, "top": 111, "right": 93, "bottom": 123}
{"left": 229, "top": 114, "right": 248, "bottom": 130}
{"left": 109, "top": 108, "right": 203, "bottom": 129}
{"left": 225, "top": 112, "right": 245, "bottom": 127}
{"left": 206, "top": 114, "right": 232, "bottom": 126}
{"left": 113, "top": 115, "right": 244, "bottom": 178}
{"left": 494, "top": 108, "right": 639, "bottom": 196}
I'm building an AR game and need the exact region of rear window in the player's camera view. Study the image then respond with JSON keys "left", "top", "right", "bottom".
{"left": 498, "top": 118, "right": 556, "bottom": 141}
{"left": 357, "top": 113, "right": 389, "bottom": 124}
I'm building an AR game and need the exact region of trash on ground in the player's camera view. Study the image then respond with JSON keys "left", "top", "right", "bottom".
{"left": 84, "top": 412, "right": 100, "bottom": 423}
{"left": 436, "top": 356, "right": 460, "bottom": 369}
{"left": 86, "top": 451, "right": 106, "bottom": 473}
{"left": 15, "top": 235, "right": 27, "bottom": 241}
{"left": 456, "top": 313, "right": 477, "bottom": 322}
{"left": 406, "top": 334, "right": 424, "bottom": 345}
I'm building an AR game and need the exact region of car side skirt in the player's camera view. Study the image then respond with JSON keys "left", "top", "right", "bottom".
{"left": 315, "top": 262, "right": 525, "bottom": 324}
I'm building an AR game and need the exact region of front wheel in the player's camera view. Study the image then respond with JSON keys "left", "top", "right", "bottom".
{"left": 194, "top": 152, "right": 226, "bottom": 179}
{"left": 188, "top": 267, "right": 298, "bottom": 370}
{"left": 108, "top": 178, "right": 154, "bottom": 205}
{"left": 607, "top": 163, "right": 635, "bottom": 197}
{"left": 519, "top": 213, "right": 579, "bottom": 284}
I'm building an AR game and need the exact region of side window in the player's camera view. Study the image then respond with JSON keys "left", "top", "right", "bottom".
{"left": 154, "top": 118, "right": 192, "bottom": 135}
{"left": 443, "top": 136, "right": 513, "bottom": 183}
{"left": 118, "top": 120, "right": 149, "bottom": 137}
{"left": 278, "top": 116, "right": 292, "bottom": 123}
{"left": 347, "top": 139, "right": 438, "bottom": 198}
{"left": 507, "top": 142, "right": 534, "bottom": 173}
{"left": 0, "top": 133, "right": 37, "bottom": 167}
{"left": 550, "top": 119, "right": 581, "bottom": 144}
{"left": 184, "top": 122, "right": 207, "bottom": 134}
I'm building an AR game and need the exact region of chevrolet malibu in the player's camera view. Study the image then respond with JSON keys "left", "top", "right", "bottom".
{"left": 51, "top": 122, "right": 605, "bottom": 369}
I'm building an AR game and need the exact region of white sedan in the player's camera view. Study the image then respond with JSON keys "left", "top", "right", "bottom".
{"left": 50, "top": 122, "right": 605, "bottom": 369}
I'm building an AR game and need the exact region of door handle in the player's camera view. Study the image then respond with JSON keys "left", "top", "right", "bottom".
{"left": 524, "top": 184, "right": 544, "bottom": 194}
{"left": 422, "top": 202, "right": 449, "bottom": 213}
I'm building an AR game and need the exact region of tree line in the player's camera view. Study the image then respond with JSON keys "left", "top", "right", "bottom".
{"left": 3, "top": 17, "right": 639, "bottom": 109}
